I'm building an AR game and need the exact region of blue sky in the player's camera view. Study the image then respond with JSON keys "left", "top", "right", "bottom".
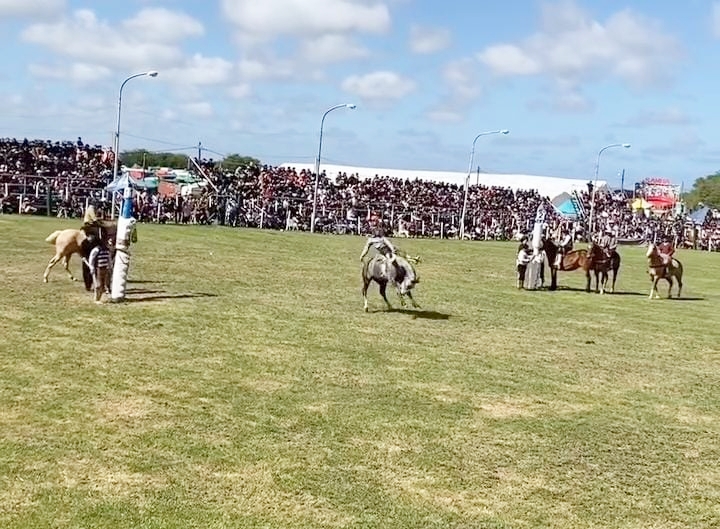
{"left": 1, "top": 0, "right": 719, "bottom": 188}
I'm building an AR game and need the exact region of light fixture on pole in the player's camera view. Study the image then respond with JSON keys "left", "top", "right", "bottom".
{"left": 587, "top": 143, "right": 631, "bottom": 236}
{"left": 111, "top": 70, "right": 158, "bottom": 219}
{"left": 310, "top": 103, "right": 356, "bottom": 233}
{"left": 458, "top": 129, "right": 510, "bottom": 240}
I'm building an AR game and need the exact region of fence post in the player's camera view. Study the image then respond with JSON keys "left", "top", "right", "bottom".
{"left": 441, "top": 222, "right": 444, "bottom": 239}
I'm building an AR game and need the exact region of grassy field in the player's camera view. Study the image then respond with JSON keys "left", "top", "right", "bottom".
{"left": 1, "top": 214, "right": 719, "bottom": 529}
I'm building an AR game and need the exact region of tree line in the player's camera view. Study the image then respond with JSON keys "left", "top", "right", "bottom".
{"left": 682, "top": 172, "right": 720, "bottom": 209}
{"left": 120, "top": 150, "right": 260, "bottom": 173}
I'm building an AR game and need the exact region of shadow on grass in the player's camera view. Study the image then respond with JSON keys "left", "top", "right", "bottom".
{"left": 366, "top": 308, "right": 451, "bottom": 320}
{"left": 125, "top": 291, "right": 217, "bottom": 303}
{"left": 126, "top": 288, "right": 164, "bottom": 295}
{"left": 128, "top": 279, "right": 167, "bottom": 285}
{"left": 550, "top": 286, "right": 647, "bottom": 296}
{"left": 669, "top": 296, "right": 706, "bottom": 301}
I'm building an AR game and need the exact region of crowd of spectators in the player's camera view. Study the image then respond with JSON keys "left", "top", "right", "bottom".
{"left": 2, "top": 136, "right": 720, "bottom": 250}
{"left": 0, "top": 136, "right": 113, "bottom": 216}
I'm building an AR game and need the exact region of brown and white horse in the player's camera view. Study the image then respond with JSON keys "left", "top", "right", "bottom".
{"left": 646, "top": 243, "right": 683, "bottom": 299}
{"left": 362, "top": 254, "right": 420, "bottom": 312}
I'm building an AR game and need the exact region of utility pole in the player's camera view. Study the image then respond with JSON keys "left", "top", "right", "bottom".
{"left": 197, "top": 141, "right": 202, "bottom": 161}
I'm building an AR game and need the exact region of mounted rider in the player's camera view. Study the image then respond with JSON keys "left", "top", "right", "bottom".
{"left": 597, "top": 227, "right": 617, "bottom": 259}
{"left": 555, "top": 227, "right": 573, "bottom": 269}
{"left": 657, "top": 234, "right": 675, "bottom": 267}
{"left": 359, "top": 217, "right": 402, "bottom": 276}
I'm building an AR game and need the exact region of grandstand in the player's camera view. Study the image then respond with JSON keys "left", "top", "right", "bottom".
{"left": 279, "top": 162, "right": 607, "bottom": 200}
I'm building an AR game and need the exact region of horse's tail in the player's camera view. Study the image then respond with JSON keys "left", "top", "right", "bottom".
{"left": 45, "top": 230, "right": 62, "bottom": 244}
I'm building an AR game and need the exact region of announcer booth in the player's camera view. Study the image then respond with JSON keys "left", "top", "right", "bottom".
{"left": 635, "top": 177, "right": 680, "bottom": 212}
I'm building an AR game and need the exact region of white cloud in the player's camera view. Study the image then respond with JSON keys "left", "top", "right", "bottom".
{"left": 181, "top": 101, "right": 214, "bottom": 118}
{"left": 121, "top": 8, "right": 204, "bottom": 43}
{"left": 479, "top": 44, "right": 540, "bottom": 76}
{"left": 21, "top": 8, "right": 203, "bottom": 70}
{"left": 0, "top": 0, "right": 64, "bottom": 18}
{"left": 477, "top": 0, "right": 681, "bottom": 88}
{"left": 300, "top": 34, "right": 370, "bottom": 63}
{"left": 228, "top": 83, "right": 252, "bottom": 99}
{"left": 161, "top": 108, "right": 178, "bottom": 121}
{"left": 620, "top": 107, "right": 693, "bottom": 127}
{"left": 425, "top": 58, "right": 481, "bottom": 123}
{"left": 238, "top": 57, "right": 296, "bottom": 81}
{"left": 28, "top": 62, "right": 112, "bottom": 83}
{"left": 220, "top": 0, "right": 391, "bottom": 40}
{"left": 643, "top": 132, "right": 705, "bottom": 158}
{"left": 161, "top": 54, "right": 234, "bottom": 86}
{"left": 441, "top": 58, "right": 481, "bottom": 100}
{"left": 712, "top": 2, "right": 720, "bottom": 38}
{"left": 427, "top": 109, "right": 463, "bottom": 123}
{"left": 341, "top": 71, "right": 416, "bottom": 101}
{"left": 408, "top": 25, "right": 451, "bottom": 54}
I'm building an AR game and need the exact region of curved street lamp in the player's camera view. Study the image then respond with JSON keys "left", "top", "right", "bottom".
{"left": 310, "top": 103, "right": 356, "bottom": 233}
{"left": 111, "top": 70, "right": 158, "bottom": 219}
{"left": 459, "top": 129, "right": 510, "bottom": 240}
{"left": 587, "top": 143, "right": 631, "bottom": 236}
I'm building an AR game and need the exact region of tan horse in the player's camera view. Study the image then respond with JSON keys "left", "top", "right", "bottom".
{"left": 646, "top": 243, "right": 683, "bottom": 299}
{"left": 43, "top": 205, "right": 118, "bottom": 283}
{"left": 43, "top": 228, "right": 87, "bottom": 282}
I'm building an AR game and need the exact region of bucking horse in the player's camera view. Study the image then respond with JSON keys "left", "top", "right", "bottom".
{"left": 362, "top": 254, "right": 421, "bottom": 312}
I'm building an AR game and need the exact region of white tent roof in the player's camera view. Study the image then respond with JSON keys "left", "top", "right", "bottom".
{"left": 280, "top": 162, "right": 606, "bottom": 199}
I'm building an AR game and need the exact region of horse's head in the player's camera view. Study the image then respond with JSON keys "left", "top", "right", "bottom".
{"left": 397, "top": 256, "right": 419, "bottom": 294}
{"left": 646, "top": 242, "right": 658, "bottom": 258}
{"left": 587, "top": 242, "right": 600, "bottom": 257}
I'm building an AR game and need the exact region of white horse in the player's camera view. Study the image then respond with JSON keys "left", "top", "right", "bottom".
{"left": 361, "top": 254, "right": 421, "bottom": 312}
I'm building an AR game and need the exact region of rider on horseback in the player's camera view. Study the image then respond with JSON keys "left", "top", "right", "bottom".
{"left": 555, "top": 227, "right": 573, "bottom": 269}
{"left": 658, "top": 235, "right": 675, "bottom": 267}
{"left": 359, "top": 220, "right": 401, "bottom": 275}
{"left": 597, "top": 228, "right": 617, "bottom": 259}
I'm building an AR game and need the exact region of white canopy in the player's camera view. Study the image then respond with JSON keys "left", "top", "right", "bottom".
{"left": 280, "top": 162, "right": 606, "bottom": 199}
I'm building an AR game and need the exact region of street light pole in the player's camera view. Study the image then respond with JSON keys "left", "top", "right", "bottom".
{"left": 459, "top": 129, "right": 509, "bottom": 240}
{"left": 310, "top": 103, "right": 356, "bottom": 233}
{"left": 111, "top": 70, "right": 158, "bottom": 219}
{"left": 587, "top": 143, "right": 631, "bottom": 236}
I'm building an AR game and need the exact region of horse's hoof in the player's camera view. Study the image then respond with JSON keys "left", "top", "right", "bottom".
{"left": 364, "top": 307, "right": 368, "bottom": 313}
{"left": 43, "top": 278, "right": 48, "bottom": 283}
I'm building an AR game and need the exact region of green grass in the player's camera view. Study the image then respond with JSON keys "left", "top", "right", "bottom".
{"left": 1, "top": 214, "right": 719, "bottom": 529}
